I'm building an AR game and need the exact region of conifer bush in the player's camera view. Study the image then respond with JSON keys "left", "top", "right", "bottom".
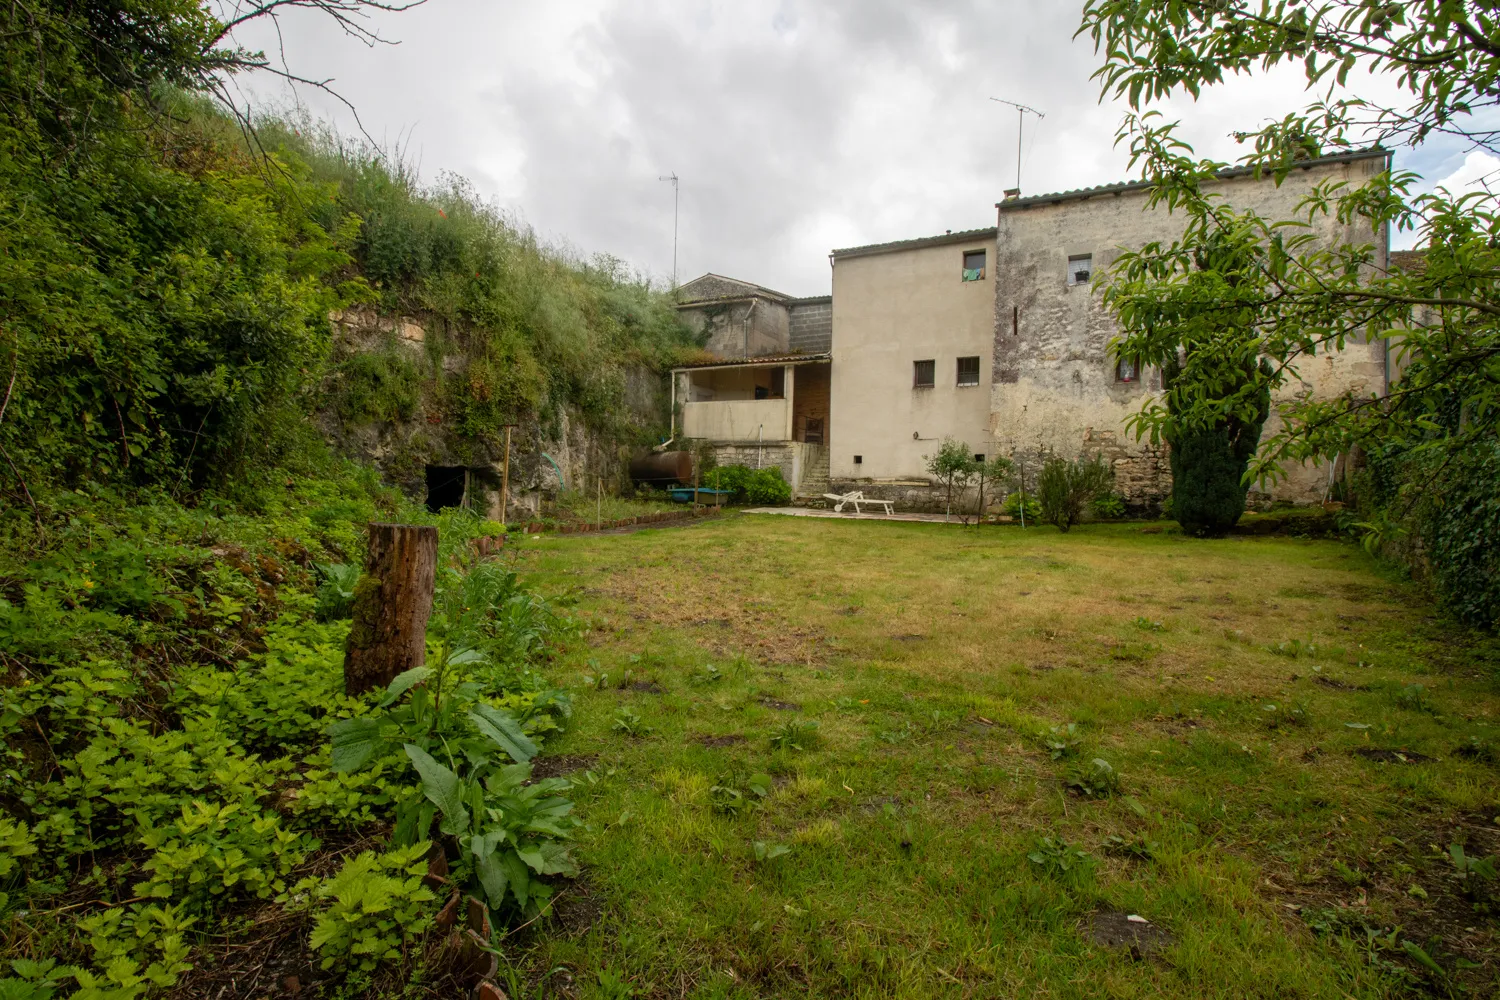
{"left": 1163, "top": 351, "right": 1272, "bottom": 538}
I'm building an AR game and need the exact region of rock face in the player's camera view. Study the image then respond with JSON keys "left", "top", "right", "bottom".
{"left": 321, "top": 308, "right": 670, "bottom": 518}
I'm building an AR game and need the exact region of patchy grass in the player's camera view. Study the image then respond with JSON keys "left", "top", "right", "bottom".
{"left": 511, "top": 514, "right": 1500, "bottom": 999}
{"left": 546, "top": 490, "right": 681, "bottom": 529}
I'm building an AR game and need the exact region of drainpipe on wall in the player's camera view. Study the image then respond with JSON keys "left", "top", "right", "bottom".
{"left": 654, "top": 371, "right": 676, "bottom": 452}
{"left": 757, "top": 424, "right": 763, "bottom": 468}
{"left": 742, "top": 299, "right": 758, "bottom": 360}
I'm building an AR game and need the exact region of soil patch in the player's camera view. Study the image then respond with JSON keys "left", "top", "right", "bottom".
{"left": 529, "top": 754, "right": 599, "bottom": 780}
{"left": 1315, "top": 676, "right": 1364, "bottom": 691}
{"left": 548, "top": 880, "right": 603, "bottom": 937}
{"left": 598, "top": 572, "right": 826, "bottom": 666}
{"left": 758, "top": 696, "right": 800, "bottom": 711}
{"left": 892, "top": 633, "right": 926, "bottom": 642}
{"left": 859, "top": 794, "right": 903, "bottom": 815}
{"left": 1084, "top": 910, "right": 1174, "bottom": 957}
{"left": 1353, "top": 747, "right": 1435, "bottom": 765}
{"left": 1300, "top": 746, "right": 1324, "bottom": 763}
{"left": 628, "top": 680, "right": 665, "bottom": 694}
{"left": 696, "top": 734, "right": 746, "bottom": 748}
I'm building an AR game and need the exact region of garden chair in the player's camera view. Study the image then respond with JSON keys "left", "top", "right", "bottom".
{"left": 822, "top": 490, "right": 895, "bottom": 515}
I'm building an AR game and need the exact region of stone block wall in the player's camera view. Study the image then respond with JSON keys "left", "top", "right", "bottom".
{"left": 789, "top": 297, "right": 833, "bottom": 354}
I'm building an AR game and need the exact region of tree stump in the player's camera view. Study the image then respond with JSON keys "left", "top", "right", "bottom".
{"left": 343, "top": 522, "right": 438, "bottom": 697}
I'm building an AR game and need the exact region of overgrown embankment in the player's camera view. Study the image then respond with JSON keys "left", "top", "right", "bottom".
{"left": 0, "top": 4, "right": 696, "bottom": 503}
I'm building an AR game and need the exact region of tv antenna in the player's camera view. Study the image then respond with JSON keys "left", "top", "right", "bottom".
{"left": 989, "top": 98, "right": 1045, "bottom": 192}
{"left": 658, "top": 172, "right": 679, "bottom": 288}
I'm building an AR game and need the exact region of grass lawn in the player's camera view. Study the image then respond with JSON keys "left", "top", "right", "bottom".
{"left": 509, "top": 513, "right": 1499, "bottom": 999}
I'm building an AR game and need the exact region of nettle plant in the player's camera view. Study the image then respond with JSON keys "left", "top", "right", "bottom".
{"left": 328, "top": 563, "right": 578, "bottom": 918}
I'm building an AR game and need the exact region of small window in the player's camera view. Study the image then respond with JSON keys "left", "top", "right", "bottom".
{"left": 961, "top": 249, "right": 986, "bottom": 281}
{"left": 956, "top": 356, "right": 980, "bottom": 386}
{"left": 854, "top": 454, "right": 863, "bottom": 464}
{"left": 974, "top": 454, "right": 985, "bottom": 463}
{"left": 913, "top": 359, "right": 935, "bottom": 388}
{"left": 1067, "top": 253, "right": 1093, "bottom": 286}
{"left": 1115, "top": 356, "right": 1140, "bottom": 383}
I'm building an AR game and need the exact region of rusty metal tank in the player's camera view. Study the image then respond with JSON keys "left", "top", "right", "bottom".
{"left": 629, "top": 450, "right": 694, "bottom": 486}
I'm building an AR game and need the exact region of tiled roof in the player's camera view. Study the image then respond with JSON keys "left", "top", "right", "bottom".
{"left": 675, "top": 272, "right": 795, "bottom": 304}
{"left": 671, "top": 352, "right": 832, "bottom": 371}
{"left": 998, "top": 148, "right": 1390, "bottom": 211}
{"left": 831, "top": 227, "right": 997, "bottom": 260}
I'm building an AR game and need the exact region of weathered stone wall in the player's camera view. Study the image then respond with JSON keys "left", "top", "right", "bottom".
{"left": 706, "top": 443, "right": 797, "bottom": 486}
{"left": 679, "top": 298, "right": 792, "bottom": 360}
{"left": 320, "top": 308, "right": 670, "bottom": 520}
{"left": 992, "top": 151, "right": 1390, "bottom": 506}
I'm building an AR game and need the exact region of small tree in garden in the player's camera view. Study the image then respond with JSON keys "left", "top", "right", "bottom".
{"left": 1037, "top": 454, "right": 1114, "bottom": 532}
{"left": 926, "top": 439, "right": 978, "bottom": 522}
{"left": 973, "top": 455, "right": 1015, "bottom": 523}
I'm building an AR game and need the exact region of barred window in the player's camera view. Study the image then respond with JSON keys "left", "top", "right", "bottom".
{"left": 913, "top": 359, "right": 936, "bottom": 388}
{"left": 956, "top": 356, "right": 981, "bottom": 386}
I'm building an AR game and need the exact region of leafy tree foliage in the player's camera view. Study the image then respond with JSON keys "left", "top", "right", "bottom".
{"left": 926, "top": 438, "right": 978, "bottom": 520}
{"left": 1080, "top": 0, "right": 1500, "bottom": 623}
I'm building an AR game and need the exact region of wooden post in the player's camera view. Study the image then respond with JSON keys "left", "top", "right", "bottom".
{"left": 344, "top": 522, "right": 438, "bottom": 697}
{"left": 499, "top": 425, "right": 513, "bottom": 526}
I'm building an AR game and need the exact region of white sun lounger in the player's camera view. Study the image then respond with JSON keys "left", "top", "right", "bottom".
{"left": 822, "top": 491, "right": 894, "bottom": 515}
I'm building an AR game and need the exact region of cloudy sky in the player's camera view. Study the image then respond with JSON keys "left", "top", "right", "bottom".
{"left": 225, "top": 1, "right": 1488, "bottom": 297}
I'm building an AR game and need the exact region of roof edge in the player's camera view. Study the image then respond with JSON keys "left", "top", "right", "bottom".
{"left": 671, "top": 352, "right": 833, "bottom": 372}
{"left": 997, "top": 147, "right": 1390, "bottom": 212}
{"left": 831, "top": 227, "right": 997, "bottom": 261}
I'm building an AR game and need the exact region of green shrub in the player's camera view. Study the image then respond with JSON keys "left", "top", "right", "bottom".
{"left": 294, "top": 842, "right": 435, "bottom": 973}
{"left": 1037, "top": 454, "right": 1114, "bottom": 532}
{"left": 704, "top": 464, "right": 753, "bottom": 498}
{"left": 331, "top": 347, "right": 423, "bottom": 424}
{"left": 704, "top": 464, "right": 791, "bottom": 505}
{"left": 1364, "top": 437, "right": 1500, "bottom": 629}
{"left": 1090, "top": 490, "right": 1127, "bottom": 520}
{"left": 745, "top": 467, "right": 792, "bottom": 505}
{"left": 1001, "top": 491, "right": 1042, "bottom": 522}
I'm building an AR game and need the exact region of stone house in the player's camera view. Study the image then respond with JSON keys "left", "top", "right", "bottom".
{"left": 680, "top": 148, "right": 1394, "bottom": 511}
{"left": 991, "top": 147, "right": 1391, "bottom": 508}
{"left": 671, "top": 274, "right": 833, "bottom": 493}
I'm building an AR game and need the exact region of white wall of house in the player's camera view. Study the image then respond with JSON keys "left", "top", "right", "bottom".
{"left": 829, "top": 232, "right": 997, "bottom": 481}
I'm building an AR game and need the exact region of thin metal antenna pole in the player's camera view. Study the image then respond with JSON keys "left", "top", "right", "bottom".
{"left": 989, "top": 98, "right": 1045, "bottom": 192}
{"left": 658, "top": 172, "right": 679, "bottom": 287}
{"left": 1016, "top": 107, "right": 1023, "bottom": 191}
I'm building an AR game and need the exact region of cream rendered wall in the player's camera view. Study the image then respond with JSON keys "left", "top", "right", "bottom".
{"left": 830, "top": 239, "right": 997, "bottom": 480}
{"left": 992, "top": 154, "right": 1390, "bottom": 504}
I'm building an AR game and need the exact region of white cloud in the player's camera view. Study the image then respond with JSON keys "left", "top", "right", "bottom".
{"left": 220, "top": 2, "right": 1463, "bottom": 292}
{"left": 1431, "top": 150, "right": 1500, "bottom": 199}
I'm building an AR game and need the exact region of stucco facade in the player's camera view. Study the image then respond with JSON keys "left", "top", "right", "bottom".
{"left": 828, "top": 229, "right": 998, "bottom": 482}
{"left": 993, "top": 149, "right": 1391, "bottom": 507}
